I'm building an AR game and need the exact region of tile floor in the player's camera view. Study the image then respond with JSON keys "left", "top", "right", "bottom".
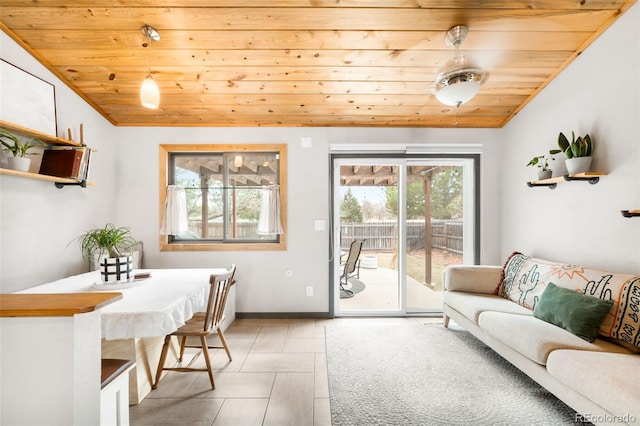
{"left": 130, "top": 317, "right": 441, "bottom": 426}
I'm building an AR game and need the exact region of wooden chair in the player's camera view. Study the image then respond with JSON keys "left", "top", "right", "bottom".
{"left": 153, "top": 265, "right": 236, "bottom": 390}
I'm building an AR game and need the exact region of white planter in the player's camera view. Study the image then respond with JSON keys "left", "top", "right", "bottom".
{"left": 7, "top": 156, "right": 31, "bottom": 172}
{"left": 565, "top": 157, "right": 592, "bottom": 175}
{"left": 537, "top": 170, "right": 552, "bottom": 180}
{"left": 91, "top": 250, "right": 140, "bottom": 271}
{"left": 361, "top": 255, "right": 378, "bottom": 269}
{"left": 98, "top": 255, "right": 133, "bottom": 283}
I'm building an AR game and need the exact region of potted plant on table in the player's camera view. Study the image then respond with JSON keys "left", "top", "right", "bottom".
{"left": 0, "top": 128, "right": 42, "bottom": 172}
{"left": 527, "top": 149, "right": 561, "bottom": 180}
{"left": 74, "top": 223, "right": 138, "bottom": 283}
{"left": 558, "top": 131, "right": 593, "bottom": 175}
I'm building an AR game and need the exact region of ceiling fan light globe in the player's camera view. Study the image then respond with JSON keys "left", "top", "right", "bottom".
{"left": 435, "top": 81, "right": 481, "bottom": 106}
{"left": 140, "top": 77, "right": 160, "bottom": 109}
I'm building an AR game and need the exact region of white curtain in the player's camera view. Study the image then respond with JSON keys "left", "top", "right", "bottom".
{"left": 160, "top": 185, "right": 188, "bottom": 235}
{"left": 257, "top": 185, "right": 283, "bottom": 235}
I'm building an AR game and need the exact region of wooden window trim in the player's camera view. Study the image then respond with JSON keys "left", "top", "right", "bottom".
{"left": 159, "top": 143, "right": 287, "bottom": 252}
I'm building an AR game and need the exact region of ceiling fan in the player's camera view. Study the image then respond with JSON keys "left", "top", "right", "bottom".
{"left": 432, "top": 25, "right": 488, "bottom": 110}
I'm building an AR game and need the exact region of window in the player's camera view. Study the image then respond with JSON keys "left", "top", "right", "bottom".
{"left": 160, "top": 144, "right": 287, "bottom": 251}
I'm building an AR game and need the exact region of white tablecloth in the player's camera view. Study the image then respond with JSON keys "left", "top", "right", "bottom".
{"left": 20, "top": 268, "right": 229, "bottom": 340}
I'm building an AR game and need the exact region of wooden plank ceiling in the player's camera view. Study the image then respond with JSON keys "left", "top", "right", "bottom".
{"left": 0, "top": 1, "right": 636, "bottom": 128}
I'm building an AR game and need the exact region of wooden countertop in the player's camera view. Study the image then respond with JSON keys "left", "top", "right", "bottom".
{"left": 0, "top": 293, "right": 123, "bottom": 317}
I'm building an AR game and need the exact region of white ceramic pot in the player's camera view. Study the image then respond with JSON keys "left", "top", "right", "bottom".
{"left": 565, "top": 157, "right": 592, "bottom": 175}
{"left": 537, "top": 170, "right": 552, "bottom": 180}
{"left": 7, "top": 156, "right": 31, "bottom": 172}
{"left": 98, "top": 255, "right": 133, "bottom": 283}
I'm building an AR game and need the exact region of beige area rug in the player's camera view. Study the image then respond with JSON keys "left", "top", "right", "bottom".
{"left": 325, "top": 324, "right": 588, "bottom": 426}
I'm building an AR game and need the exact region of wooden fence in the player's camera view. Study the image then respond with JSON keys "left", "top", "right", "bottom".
{"left": 340, "top": 220, "right": 463, "bottom": 254}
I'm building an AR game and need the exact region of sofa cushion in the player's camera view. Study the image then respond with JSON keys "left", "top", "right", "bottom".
{"left": 444, "top": 292, "right": 532, "bottom": 325}
{"left": 444, "top": 265, "right": 503, "bottom": 294}
{"left": 533, "top": 283, "right": 613, "bottom": 342}
{"left": 478, "top": 311, "right": 630, "bottom": 365}
{"left": 547, "top": 350, "right": 640, "bottom": 422}
{"left": 497, "top": 252, "right": 640, "bottom": 349}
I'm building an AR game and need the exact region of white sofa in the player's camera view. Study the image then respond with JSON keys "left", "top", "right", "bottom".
{"left": 443, "top": 262, "right": 640, "bottom": 426}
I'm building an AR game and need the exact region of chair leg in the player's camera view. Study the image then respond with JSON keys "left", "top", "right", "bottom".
{"left": 200, "top": 336, "right": 215, "bottom": 389}
{"left": 341, "top": 288, "right": 354, "bottom": 298}
{"left": 217, "top": 327, "right": 233, "bottom": 361}
{"left": 178, "top": 336, "right": 187, "bottom": 362}
{"left": 339, "top": 276, "right": 354, "bottom": 298}
{"left": 153, "top": 335, "right": 171, "bottom": 389}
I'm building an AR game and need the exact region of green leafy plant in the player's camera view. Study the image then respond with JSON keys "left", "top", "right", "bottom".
{"left": 558, "top": 131, "right": 593, "bottom": 159}
{"left": 74, "top": 224, "right": 137, "bottom": 259}
{"left": 526, "top": 149, "right": 561, "bottom": 171}
{"left": 0, "top": 128, "right": 41, "bottom": 157}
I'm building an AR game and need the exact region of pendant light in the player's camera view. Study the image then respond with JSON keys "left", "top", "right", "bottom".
{"left": 140, "top": 25, "right": 160, "bottom": 109}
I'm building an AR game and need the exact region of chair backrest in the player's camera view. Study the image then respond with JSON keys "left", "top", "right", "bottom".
{"left": 202, "top": 265, "right": 237, "bottom": 332}
{"left": 344, "top": 240, "right": 364, "bottom": 274}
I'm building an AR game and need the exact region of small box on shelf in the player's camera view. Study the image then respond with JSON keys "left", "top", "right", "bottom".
{"left": 39, "top": 146, "right": 91, "bottom": 180}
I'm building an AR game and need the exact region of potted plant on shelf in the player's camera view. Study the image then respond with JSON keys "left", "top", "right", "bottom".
{"left": 74, "top": 223, "right": 138, "bottom": 283}
{"left": 558, "top": 131, "right": 593, "bottom": 175}
{"left": 0, "top": 127, "right": 41, "bottom": 172}
{"left": 527, "top": 149, "right": 561, "bottom": 180}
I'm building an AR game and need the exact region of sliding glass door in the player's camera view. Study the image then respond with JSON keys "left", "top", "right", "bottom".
{"left": 335, "top": 160, "right": 402, "bottom": 312}
{"left": 332, "top": 154, "right": 477, "bottom": 316}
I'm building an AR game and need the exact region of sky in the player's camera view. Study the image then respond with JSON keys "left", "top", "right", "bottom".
{"left": 339, "top": 185, "right": 387, "bottom": 204}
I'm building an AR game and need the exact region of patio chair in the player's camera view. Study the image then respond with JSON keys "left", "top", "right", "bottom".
{"left": 340, "top": 239, "right": 365, "bottom": 298}
{"left": 153, "top": 265, "right": 236, "bottom": 390}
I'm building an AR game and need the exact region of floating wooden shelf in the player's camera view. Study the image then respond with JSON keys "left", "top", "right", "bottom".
{"left": 0, "top": 119, "right": 82, "bottom": 147}
{"left": 0, "top": 167, "right": 95, "bottom": 188}
{"left": 621, "top": 210, "right": 640, "bottom": 218}
{"left": 527, "top": 172, "right": 606, "bottom": 189}
{"left": 1, "top": 120, "right": 94, "bottom": 188}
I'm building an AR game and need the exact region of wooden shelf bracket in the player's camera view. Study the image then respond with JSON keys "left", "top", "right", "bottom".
{"left": 54, "top": 180, "right": 87, "bottom": 189}
{"left": 621, "top": 210, "right": 640, "bottom": 218}
{"left": 527, "top": 181, "right": 557, "bottom": 189}
{"left": 563, "top": 175, "right": 600, "bottom": 184}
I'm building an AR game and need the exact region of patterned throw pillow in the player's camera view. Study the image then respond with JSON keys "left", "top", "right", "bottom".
{"left": 497, "top": 252, "right": 640, "bottom": 349}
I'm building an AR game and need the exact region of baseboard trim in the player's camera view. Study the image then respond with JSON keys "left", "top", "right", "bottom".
{"left": 236, "top": 312, "right": 331, "bottom": 319}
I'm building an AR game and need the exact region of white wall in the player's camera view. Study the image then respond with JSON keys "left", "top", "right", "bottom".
{"left": 501, "top": 3, "right": 640, "bottom": 273}
{"left": 115, "top": 126, "right": 503, "bottom": 313}
{"left": 0, "top": 29, "right": 504, "bottom": 311}
{"left": 0, "top": 32, "right": 119, "bottom": 293}
{"left": 8, "top": 4, "right": 637, "bottom": 311}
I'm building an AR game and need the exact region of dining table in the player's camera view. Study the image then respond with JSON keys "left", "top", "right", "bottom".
{"left": 19, "top": 267, "right": 235, "bottom": 403}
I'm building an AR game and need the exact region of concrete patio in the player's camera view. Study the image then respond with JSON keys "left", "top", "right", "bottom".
{"left": 338, "top": 264, "right": 443, "bottom": 314}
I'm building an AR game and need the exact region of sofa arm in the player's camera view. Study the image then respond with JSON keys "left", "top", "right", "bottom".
{"left": 444, "top": 265, "right": 502, "bottom": 294}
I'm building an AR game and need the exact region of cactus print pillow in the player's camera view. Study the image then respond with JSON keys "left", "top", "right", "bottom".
{"left": 497, "top": 252, "right": 640, "bottom": 349}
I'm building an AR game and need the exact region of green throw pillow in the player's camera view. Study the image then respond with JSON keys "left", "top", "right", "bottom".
{"left": 533, "top": 282, "right": 613, "bottom": 342}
